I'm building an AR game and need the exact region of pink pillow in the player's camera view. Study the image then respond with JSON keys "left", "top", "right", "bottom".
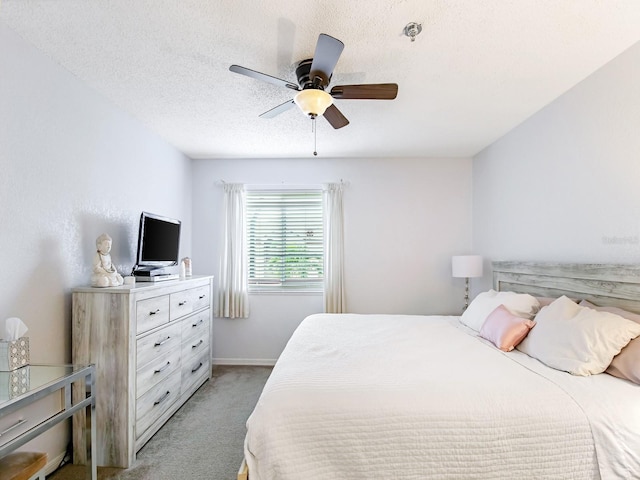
{"left": 480, "top": 305, "right": 536, "bottom": 352}
{"left": 580, "top": 300, "right": 640, "bottom": 384}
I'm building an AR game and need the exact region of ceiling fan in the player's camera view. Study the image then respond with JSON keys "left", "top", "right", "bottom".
{"left": 229, "top": 33, "right": 398, "bottom": 130}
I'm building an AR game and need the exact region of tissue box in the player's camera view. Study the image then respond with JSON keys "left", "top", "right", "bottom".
{"left": 0, "top": 366, "right": 30, "bottom": 401}
{"left": 0, "top": 337, "right": 30, "bottom": 371}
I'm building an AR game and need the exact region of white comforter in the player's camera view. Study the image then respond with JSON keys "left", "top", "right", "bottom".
{"left": 245, "top": 314, "right": 640, "bottom": 479}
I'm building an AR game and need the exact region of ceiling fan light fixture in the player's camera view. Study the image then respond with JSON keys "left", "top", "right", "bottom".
{"left": 294, "top": 89, "right": 333, "bottom": 117}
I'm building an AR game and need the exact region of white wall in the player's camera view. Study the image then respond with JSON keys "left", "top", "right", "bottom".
{"left": 0, "top": 23, "right": 192, "bottom": 468}
{"left": 473, "top": 41, "right": 640, "bottom": 292}
{"left": 192, "top": 157, "right": 473, "bottom": 363}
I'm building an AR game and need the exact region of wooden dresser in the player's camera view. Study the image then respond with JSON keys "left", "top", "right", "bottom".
{"left": 72, "top": 276, "right": 213, "bottom": 468}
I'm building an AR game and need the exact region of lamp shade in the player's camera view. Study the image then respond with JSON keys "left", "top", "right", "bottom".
{"left": 452, "top": 255, "right": 483, "bottom": 278}
{"left": 294, "top": 89, "right": 333, "bottom": 117}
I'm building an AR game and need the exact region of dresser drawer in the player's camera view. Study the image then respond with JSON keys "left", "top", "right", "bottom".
{"left": 0, "top": 392, "right": 60, "bottom": 448}
{"left": 136, "top": 322, "right": 181, "bottom": 370}
{"left": 170, "top": 286, "right": 210, "bottom": 321}
{"left": 136, "top": 295, "right": 170, "bottom": 335}
{"left": 191, "top": 285, "right": 211, "bottom": 312}
{"left": 181, "top": 326, "right": 209, "bottom": 361}
{"left": 169, "top": 289, "right": 195, "bottom": 321}
{"left": 136, "top": 371, "right": 181, "bottom": 439}
{"left": 136, "top": 348, "right": 181, "bottom": 399}
{"left": 181, "top": 348, "right": 210, "bottom": 395}
{"left": 181, "top": 310, "right": 210, "bottom": 344}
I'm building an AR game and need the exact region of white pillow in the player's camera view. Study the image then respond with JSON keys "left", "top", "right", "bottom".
{"left": 516, "top": 296, "right": 640, "bottom": 376}
{"left": 460, "top": 289, "right": 540, "bottom": 332}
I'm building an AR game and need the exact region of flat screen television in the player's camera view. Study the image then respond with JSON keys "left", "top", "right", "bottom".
{"left": 134, "top": 212, "right": 181, "bottom": 270}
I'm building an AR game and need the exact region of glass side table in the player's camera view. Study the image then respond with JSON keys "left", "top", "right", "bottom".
{"left": 0, "top": 364, "right": 96, "bottom": 480}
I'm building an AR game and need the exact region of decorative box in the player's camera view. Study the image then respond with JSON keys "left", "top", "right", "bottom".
{"left": 0, "top": 337, "right": 30, "bottom": 371}
{"left": 0, "top": 365, "right": 30, "bottom": 401}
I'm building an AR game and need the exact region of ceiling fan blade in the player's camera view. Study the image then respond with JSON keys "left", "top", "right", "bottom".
{"left": 323, "top": 104, "right": 349, "bottom": 129}
{"left": 330, "top": 83, "right": 398, "bottom": 100}
{"left": 229, "top": 65, "right": 300, "bottom": 91}
{"left": 259, "top": 99, "right": 296, "bottom": 118}
{"left": 309, "top": 34, "right": 344, "bottom": 86}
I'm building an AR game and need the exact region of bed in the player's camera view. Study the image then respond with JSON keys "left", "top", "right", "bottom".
{"left": 240, "top": 262, "right": 640, "bottom": 480}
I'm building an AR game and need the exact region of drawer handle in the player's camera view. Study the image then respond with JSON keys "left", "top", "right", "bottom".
{"left": 191, "top": 362, "right": 203, "bottom": 374}
{"left": 149, "top": 309, "right": 161, "bottom": 316}
{"left": 192, "top": 339, "right": 204, "bottom": 349}
{"left": 198, "top": 295, "right": 206, "bottom": 300}
{"left": 154, "top": 336, "right": 171, "bottom": 347}
{"left": 178, "top": 300, "right": 188, "bottom": 306}
{"left": 0, "top": 418, "right": 27, "bottom": 437}
{"left": 154, "top": 361, "right": 171, "bottom": 374}
{"left": 192, "top": 319, "right": 204, "bottom": 328}
{"left": 154, "top": 391, "right": 171, "bottom": 406}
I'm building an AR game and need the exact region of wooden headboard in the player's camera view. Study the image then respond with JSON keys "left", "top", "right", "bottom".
{"left": 492, "top": 261, "right": 640, "bottom": 314}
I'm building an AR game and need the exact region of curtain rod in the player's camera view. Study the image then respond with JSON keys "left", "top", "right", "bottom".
{"left": 217, "top": 179, "right": 350, "bottom": 187}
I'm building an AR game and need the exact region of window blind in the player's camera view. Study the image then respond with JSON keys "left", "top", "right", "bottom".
{"left": 246, "top": 190, "right": 323, "bottom": 292}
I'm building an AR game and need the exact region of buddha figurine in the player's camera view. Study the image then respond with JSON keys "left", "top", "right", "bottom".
{"left": 91, "top": 233, "right": 124, "bottom": 287}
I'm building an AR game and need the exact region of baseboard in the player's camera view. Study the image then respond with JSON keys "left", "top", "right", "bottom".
{"left": 213, "top": 357, "right": 277, "bottom": 366}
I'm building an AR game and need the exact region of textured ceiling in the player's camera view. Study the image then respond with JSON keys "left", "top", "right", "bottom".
{"left": 2, "top": 1, "right": 640, "bottom": 159}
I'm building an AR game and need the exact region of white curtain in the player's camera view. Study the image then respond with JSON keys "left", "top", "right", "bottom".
{"left": 323, "top": 183, "right": 345, "bottom": 313}
{"left": 216, "top": 183, "right": 249, "bottom": 318}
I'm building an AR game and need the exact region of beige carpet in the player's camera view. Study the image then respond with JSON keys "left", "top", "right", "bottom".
{"left": 48, "top": 365, "right": 272, "bottom": 480}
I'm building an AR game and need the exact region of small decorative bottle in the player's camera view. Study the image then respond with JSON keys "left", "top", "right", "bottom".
{"left": 181, "top": 257, "right": 192, "bottom": 277}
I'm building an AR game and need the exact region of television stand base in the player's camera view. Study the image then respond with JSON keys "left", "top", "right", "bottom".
{"left": 133, "top": 265, "right": 179, "bottom": 276}
{"left": 135, "top": 274, "right": 180, "bottom": 282}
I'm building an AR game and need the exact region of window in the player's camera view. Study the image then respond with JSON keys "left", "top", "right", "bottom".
{"left": 246, "top": 190, "right": 323, "bottom": 292}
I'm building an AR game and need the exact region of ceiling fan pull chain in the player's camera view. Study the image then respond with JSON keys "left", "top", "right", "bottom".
{"left": 313, "top": 117, "right": 318, "bottom": 156}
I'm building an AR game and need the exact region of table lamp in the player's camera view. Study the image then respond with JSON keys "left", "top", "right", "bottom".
{"left": 452, "top": 255, "right": 483, "bottom": 311}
